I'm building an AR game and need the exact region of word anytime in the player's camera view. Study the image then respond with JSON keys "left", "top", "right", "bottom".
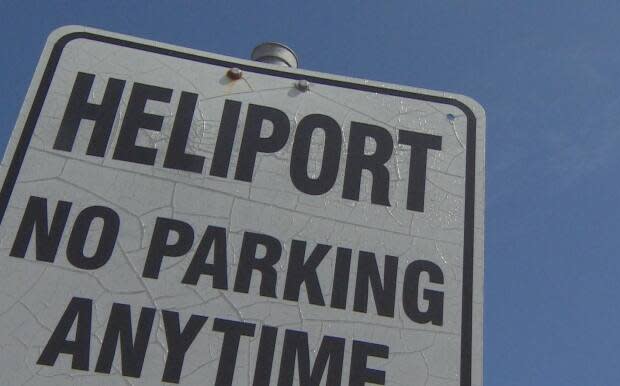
{"left": 37, "top": 297, "right": 389, "bottom": 385}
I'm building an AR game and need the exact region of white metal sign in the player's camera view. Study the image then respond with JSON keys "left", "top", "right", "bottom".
{"left": 0, "top": 26, "right": 485, "bottom": 386}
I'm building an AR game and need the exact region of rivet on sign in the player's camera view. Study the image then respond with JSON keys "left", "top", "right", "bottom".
{"left": 227, "top": 67, "right": 243, "bottom": 80}
{"left": 446, "top": 113, "right": 456, "bottom": 122}
{"left": 296, "top": 79, "right": 310, "bottom": 92}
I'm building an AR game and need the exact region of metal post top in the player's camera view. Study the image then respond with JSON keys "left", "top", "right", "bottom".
{"left": 251, "top": 42, "right": 298, "bottom": 68}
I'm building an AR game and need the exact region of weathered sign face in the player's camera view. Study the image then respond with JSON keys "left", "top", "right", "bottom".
{"left": 0, "top": 26, "right": 485, "bottom": 386}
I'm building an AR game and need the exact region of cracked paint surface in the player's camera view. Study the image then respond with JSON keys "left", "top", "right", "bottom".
{"left": 0, "top": 27, "right": 485, "bottom": 386}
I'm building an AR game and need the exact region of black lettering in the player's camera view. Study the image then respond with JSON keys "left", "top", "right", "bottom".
{"left": 212, "top": 318, "right": 256, "bottom": 386}
{"left": 330, "top": 247, "right": 352, "bottom": 310}
{"left": 182, "top": 225, "right": 228, "bottom": 289}
{"left": 235, "top": 104, "right": 290, "bottom": 182}
{"left": 37, "top": 297, "right": 92, "bottom": 371}
{"left": 66, "top": 205, "right": 119, "bottom": 270}
{"left": 143, "top": 217, "right": 194, "bottom": 279}
{"left": 10, "top": 196, "right": 71, "bottom": 262}
{"left": 94, "top": 303, "right": 156, "bottom": 378}
{"left": 163, "top": 92, "right": 205, "bottom": 173}
{"left": 403, "top": 260, "right": 444, "bottom": 326}
{"left": 349, "top": 341, "right": 388, "bottom": 386}
{"left": 283, "top": 240, "right": 329, "bottom": 306}
{"left": 353, "top": 252, "right": 398, "bottom": 317}
{"left": 398, "top": 130, "right": 442, "bottom": 212}
{"left": 161, "top": 310, "right": 208, "bottom": 383}
{"left": 233, "top": 231, "right": 282, "bottom": 298}
{"left": 290, "top": 114, "right": 342, "bottom": 195}
{"left": 253, "top": 325, "right": 278, "bottom": 386}
{"left": 210, "top": 100, "right": 242, "bottom": 177}
{"left": 342, "top": 122, "right": 393, "bottom": 206}
{"left": 112, "top": 82, "right": 172, "bottom": 165}
{"left": 53, "top": 72, "right": 125, "bottom": 156}
{"left": 277, "top": 329, "right": 345, "bottom": 386}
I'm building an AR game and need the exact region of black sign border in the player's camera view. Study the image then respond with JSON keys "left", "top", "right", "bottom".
{"left": 0, "top": 30, "right": 479, "bottom": 386}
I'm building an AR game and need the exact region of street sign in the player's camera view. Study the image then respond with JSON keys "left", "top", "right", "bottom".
{"left": 0, "top": 26, "right": 485, "bottom": 386}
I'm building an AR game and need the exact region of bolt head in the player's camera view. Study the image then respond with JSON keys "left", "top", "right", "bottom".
{"left": 227, "top": 67, "right": 243, "bottom": 80}
{"left": 296, "top": 79, "right": 310, "bottom": 92}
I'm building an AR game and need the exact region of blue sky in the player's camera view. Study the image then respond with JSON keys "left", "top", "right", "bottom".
{"left": 1, "top": 1, "right": 619, "bottom": 385}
